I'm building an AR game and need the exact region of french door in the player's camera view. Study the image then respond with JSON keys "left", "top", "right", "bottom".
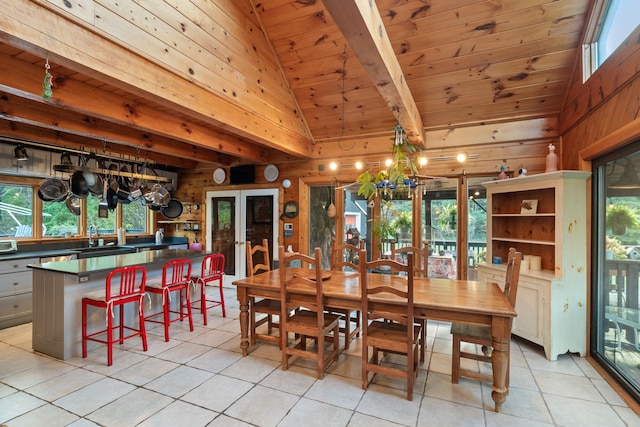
{"left": 205, "top": 188, "right": 279, "bottom": 286}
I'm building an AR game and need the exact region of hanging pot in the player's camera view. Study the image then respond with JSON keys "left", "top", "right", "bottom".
{"left": 153, "top": 185, "right": 171, "bottom": 207}
{"left": 148, "top": 203, "right": 162, "bottom": 212}
{"left": 107, "top": 187, "right": 119, "bottom": 211}
{"left": 65, "top": 194, "right": 81, "bottom": 216}
{"left": 39, "top": 178, "right": 69, "bottom": 202}
{"left": 71, "top": 170, "right": 89, "bottom": 198}
{"left": 160, "top": 199, "right": 183, "bottom": 219}
{"left": 87, "top": 173, "right": 104, "bottom": 197}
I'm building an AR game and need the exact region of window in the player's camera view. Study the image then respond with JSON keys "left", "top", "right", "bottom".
{"left": 42, "top": 197, "right": 79, "bottom": 238}
{"left": 583, "top": 0, "right": 639, "bottom": 81}
{"left": 86, "top": 195, "right": 117, "bottom": 236}
{"left": 0, "top": 184, "right": 33, "bottom": 238}
{"left": 122, "top": 199, "right": 148, "bottom": 234}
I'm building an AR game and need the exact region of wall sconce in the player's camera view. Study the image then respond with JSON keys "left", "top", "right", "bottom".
{"left": 282, "top": 179, "right": 291, "bottom": 188}
{"left": 13, "top": 145, "right": 29, "bottom": 161}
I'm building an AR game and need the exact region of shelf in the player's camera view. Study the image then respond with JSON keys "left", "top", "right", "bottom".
{"left": 492, "top": 213, "right": 555, "bottom": 217}
{"left": 491, "top": 237, "right": 556, "bottom": 246}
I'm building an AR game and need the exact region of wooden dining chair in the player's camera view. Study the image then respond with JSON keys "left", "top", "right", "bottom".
{"left": 247, "top": 239, "right": 281, "bottom": 347}
{"left": 328, "top": 238, "right": 362, "bottom": 350}
{"left": 391, "top": 242, "right": 429, "bottom": 277}
{"left": 279, "top": 246, "right": 341, "bottom": 379}
{"left": 360, "top": 250, "right": 422, "bottom": 400}
{"left": 389, "top": 242, "right": 428, "bottom": 363}
{"left": 451, "top": 247, "right": 522, "bottom": 387}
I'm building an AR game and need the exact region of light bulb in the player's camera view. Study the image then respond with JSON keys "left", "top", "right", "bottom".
{"left": 355, "top": 161, "right": 363, "bottom": 170}
{"left": 456, "top": 152, "right": 467, "bottom": 163}
{"left": 418, "top": 156, "right": 427, "bottom": 166}
{"left": 385, "top": 158, "right": 393, "bottom": 167}
{"left": 329, "top": 162, "right": 338, "bottom": 170}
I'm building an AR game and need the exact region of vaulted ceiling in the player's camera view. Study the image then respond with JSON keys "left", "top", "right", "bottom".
{"left": 0, "top": 0, "right": 592, "bottom": 170}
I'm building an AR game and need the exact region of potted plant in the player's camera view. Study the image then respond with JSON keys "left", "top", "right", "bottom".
{"left": 392, "top": 211, "right": 412, "bottom": 242}
{"left": 606, "top": 204, "right": 638, "bottom": 235}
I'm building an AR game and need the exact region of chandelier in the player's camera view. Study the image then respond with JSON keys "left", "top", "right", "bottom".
{"left": 357, "top": 112, "right": 426, "bottom": 200}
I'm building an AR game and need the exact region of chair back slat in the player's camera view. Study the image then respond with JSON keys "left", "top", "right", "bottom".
{"left": 163, "top": 258, "right": 192, "bottom": 287}
{"left": 391, "top": 242, "right": 428, "bottom": 277}
{"left": 279, "top": 246, "right": 323, "bottom": 326}
{"left": 247, "top": 239, "right": 270, "bottom": 276}
{"left": 503, "top": 247, "right": 523, "bottom": 308}
{"left": 202, "top": 253, "right": 224, "bottom": 280}
{"left": 106, "top": 265, "right": 146, "bottom": 300}
{"left": 360, "top": 252, "right": 415, "bottom": 330}
{"left": 330, "top": 238, "right": 364, "bottom": 272}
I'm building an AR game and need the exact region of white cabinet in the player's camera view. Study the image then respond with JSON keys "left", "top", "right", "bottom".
{"left": 0, "top": 257, "right": 38, "bottom": 329}
{"left": 479, "top": 170, "right": 590, "bottom": 360}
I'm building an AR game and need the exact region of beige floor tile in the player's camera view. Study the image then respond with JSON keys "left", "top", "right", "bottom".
{"left": 221, "top": 354, "right": 280, "bottom": 383}
{"left": 1, "top": 403, "right": 79, "bottom": 427}
{"left": 206, "top": 414, "right": 254, "bottom": 426}
{"left": 186, "top": 347, "right": 243, "bottom": 373}
{"left": 143, "top": 365, "right": 213, "bottom": 398}
{"left": 260, "top": 364, "right": 316, "bottom": 396}
{"left": 182, "top": 374, "right": 253, "bottom": 412}
{"left": 417, "top": 396, "right": 485, "bottom": 427}
{"left": 304, "top": 373, "right": 364, "bottom": 410}
{"left": 154, "top": 341, "right": 211, "bottom": 364}
{"left": 278, "top": 397, "right": 353, "bottom": 427}
{"left": 348, "top": 412, "right": 407, "bottom": 427}
{"left": 53, "top": 377, "right": 136, "bottom": 416}
{"left": 0, "top": 391, "right": 46, "bottom": 424}
{"left": 481, "top": 383, "right": 552, "bottom": 423}
{"left": 356, "top": 383, "right": 421, "bottom": 425}
{"left": 1, "top": 358, "right": 76, "bottom": 389}
{"left": 535, "top": 370, "right": 606, "bottom": 402}
{"left": 110, "top": 357, "right": 179, "bottom": 386}
{"left": 545, "top": 394, "right": 627, "bottom": 427}
{"left": 136, "top": 399, "right": 217, "bottom": 427}
{"left": 424, "top": 371, "right": 483, "bottom": 408}
{"left": 225, "top": 384, "right": 299, "bottom": 427}
{"left": 86, "top": 387, "right": 173, "bottom": 426}
{"left": 26, "top": 368, "right": 104, "bottom": 401}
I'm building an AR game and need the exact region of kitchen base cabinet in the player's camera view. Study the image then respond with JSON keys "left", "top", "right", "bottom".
{"left": 0, "top": 258, "right": 37, "bottom": 329}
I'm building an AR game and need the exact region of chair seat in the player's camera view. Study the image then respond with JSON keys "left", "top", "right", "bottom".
{"left": 450, "top": 322, "right": 491, "bottom": 340}
{"left": 254, "top": 298, "right": 281, "bottom": 314}
{"left": 367, "top": 320, "right": 421, "bottom": 351}
{"left": 82, "top": 289, "right": 138, "bottom": 304}
{"left": 288, "top": 310, "right": 341, "bottom": 331}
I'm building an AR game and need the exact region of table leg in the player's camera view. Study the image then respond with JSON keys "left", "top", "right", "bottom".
{"left": 237, "top": 287, "right": 250, "bottom": 356}
{"left": 490, "top": 317, "right": 512, "bottom": 412}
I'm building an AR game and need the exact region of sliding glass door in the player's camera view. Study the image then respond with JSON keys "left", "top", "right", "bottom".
{"left": 592, "top": 140, "right": 640, "bottom": 401}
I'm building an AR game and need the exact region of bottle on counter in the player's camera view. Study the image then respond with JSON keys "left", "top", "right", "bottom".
{"left": 155, "top": 228, "right": 164, "bottom": 244}
{"left": 498, "top": 165, "right": 508, "bottom": 180}
{"left": 117, "top": 228, "right": 126, "bottom": 245}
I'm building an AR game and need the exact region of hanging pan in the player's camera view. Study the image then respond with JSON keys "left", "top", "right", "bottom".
{"left": 65, "top": 194, "right": 81, "bottom": 216}
{"left": 70, "top": 170, "right": 89, "bottom": 199}
{"left": 161, "top": 199, "right": 183, "bottom": 219}
{"left": 38, "top": 178, "right": 69, "bottom": 202}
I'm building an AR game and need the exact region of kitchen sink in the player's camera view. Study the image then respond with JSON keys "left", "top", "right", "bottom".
{"left": 73, "top": 245, "right": 136, "bottom": 259}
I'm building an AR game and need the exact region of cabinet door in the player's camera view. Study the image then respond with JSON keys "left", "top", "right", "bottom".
{"left": 513, "top": 277, "right": 545, "bottom": 345}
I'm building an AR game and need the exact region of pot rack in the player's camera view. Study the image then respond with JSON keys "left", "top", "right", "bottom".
{"left": 1, "top": 136, "right": 173, "bottom": 184}
{"left": 52, "top": 163, "right": 173, "bottom": 184}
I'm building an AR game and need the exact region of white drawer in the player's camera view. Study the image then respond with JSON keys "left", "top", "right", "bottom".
{"left": 0, "top": 271, "right": 32, "bottom": 297}
{"left": 0, "top": 258, "right": 38, "bottom": 274}
{"left": 0, "top": 293, "right": 32, "bottom": 322}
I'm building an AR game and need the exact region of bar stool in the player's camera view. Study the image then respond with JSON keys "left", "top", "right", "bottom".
{"left": 145, "top": 258, "right": 194, "bottom": 341}
{"left": 190, "top": 253, "right": 226, "bottom": 325}
{"left": 82, "top": 265, "right": 148, "bottom": 366}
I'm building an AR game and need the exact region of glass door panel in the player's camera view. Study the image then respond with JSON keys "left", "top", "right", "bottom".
{"left": 206, "top": 189, "right": 278, "bottom": 286}
{"left": 421, "top": 178, "right": 458, "bottom": 278}
{"left": 467, "top": 177, "right": 489, "bottom": 280}
{"left": 592, "top": 141, "right": 640, "bottom": 402}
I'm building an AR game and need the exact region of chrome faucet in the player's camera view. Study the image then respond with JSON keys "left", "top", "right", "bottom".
{"left": 88, "top": 224, "right": 97, "bottom": 247}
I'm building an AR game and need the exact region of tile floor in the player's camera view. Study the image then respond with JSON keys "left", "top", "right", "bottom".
{"left": 1, "top": 286, "right": 640, "bottom": 426}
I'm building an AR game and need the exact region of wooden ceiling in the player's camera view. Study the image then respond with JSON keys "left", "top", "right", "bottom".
{"left": 0, "top": 0, "right": 593, "bottom": 170}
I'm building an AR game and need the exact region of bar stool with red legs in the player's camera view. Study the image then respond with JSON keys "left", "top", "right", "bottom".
{"left": 82, "top": 265, "right": 148, "bottom": 366}
{"left": 145, "top": 258, "right": 194, "bottom": 341}
{"left": 190, "top": 253, "right": 226, "bottom": 325}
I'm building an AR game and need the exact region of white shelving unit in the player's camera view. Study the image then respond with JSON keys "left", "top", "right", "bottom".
{"left": 477, "top": 170, "right": 590, "bottom": 361}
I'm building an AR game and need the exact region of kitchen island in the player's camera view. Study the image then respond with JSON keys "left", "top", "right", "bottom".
{"left": 29, "top": 249, "right": 207, "bottom": 360}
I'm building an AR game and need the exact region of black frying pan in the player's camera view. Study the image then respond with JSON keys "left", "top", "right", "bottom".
{"left": 161, "top": 199, "right": 183, "bottom": 219}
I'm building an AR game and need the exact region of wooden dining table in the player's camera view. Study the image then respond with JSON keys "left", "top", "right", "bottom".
{"left": 232, "top": 268, "right": 517, "bottom": 412}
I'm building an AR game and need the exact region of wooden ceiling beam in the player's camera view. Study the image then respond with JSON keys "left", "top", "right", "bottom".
{"left": 0, "top": 0, "right": 315, "bottom": 158}
{"left": 0, "top": 85, "right": 230, "bottom": 167}
{"left": 0, "top": 52, "right": 269, "bottom": 165}
{"left": 0, "top": 120, "right": 198, "bottom": 169}
{"left": 322, "top": 0, "right": 425, "bottom": 147}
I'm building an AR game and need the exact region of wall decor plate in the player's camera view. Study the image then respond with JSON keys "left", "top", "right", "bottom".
{"left": 213, "top": 168, "right": 226, "bottom": 184}
{"left": 264, "top": 164, "right": 279, "bottom": 182}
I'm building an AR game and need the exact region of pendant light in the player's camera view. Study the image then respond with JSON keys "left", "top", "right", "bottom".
{"left": 13, "top": 145, "right": 29, "bottom": 161}
{"left": 327, "top": 178, "right": 337, "bottom": 218}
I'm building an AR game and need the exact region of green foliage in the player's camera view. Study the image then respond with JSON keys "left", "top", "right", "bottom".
{"left": 606, "top": 203, "right": 638, "bottom": 234}
{"left": 437, "top": 203, "right": 458, "bottom": 235}
{"left": 392, "top": 210, "right": 412, "bottom": 232}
